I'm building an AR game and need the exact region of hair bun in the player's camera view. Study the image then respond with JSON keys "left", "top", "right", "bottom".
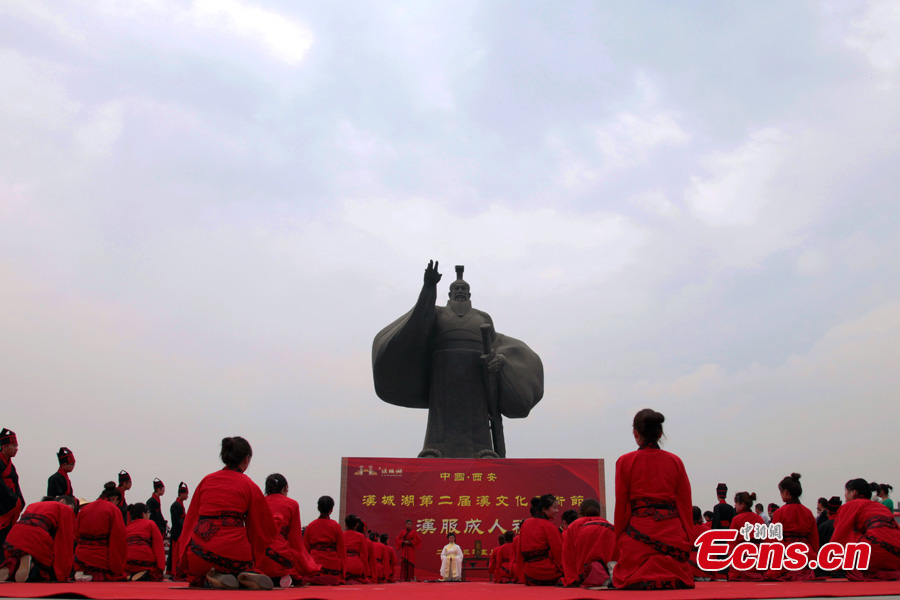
{"left": 103, "top": 481, "right": 116, "bottom": 491}
{"left": 530, "top": 496, "right": 540, "bottom": 508}
{"left": 790, "top": 472, "right": 801, "bottom": 480}
{"left": 750, "top": 492, "right": 757, "bottom": 501}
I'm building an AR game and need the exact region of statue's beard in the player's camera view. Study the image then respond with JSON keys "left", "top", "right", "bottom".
{"left": 448, "top": 299, "right": 472, "bottom": 317}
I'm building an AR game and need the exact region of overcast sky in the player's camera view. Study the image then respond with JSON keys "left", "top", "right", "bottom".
{"left": 2, "top": 0, "right": 899, "bottom": 522}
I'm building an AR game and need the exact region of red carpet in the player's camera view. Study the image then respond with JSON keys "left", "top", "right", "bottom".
{"left": 2, "top": 580, "right": 900, "bottom": 600}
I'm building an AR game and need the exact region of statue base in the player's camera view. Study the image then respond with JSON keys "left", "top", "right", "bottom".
{"left": 340, "top": 457, "right": 605, "bottom": 581}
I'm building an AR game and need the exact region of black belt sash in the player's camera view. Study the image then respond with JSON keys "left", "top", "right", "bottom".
{"left": 624, "top": 525, "right": 689, "bottom": 563}
{"left": 20, "top": 513, "right": 56, "bottom": 536}
{"left": 521, "top": 548, "right": 550, "bottom": 563}
{"left": 631, "top": 497, "right": 678, "bottom": 521}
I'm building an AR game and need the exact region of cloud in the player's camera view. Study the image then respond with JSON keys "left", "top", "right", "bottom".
{"left": 844, "top": 0, "right": 900, "bottom": 72}
{"left": 594, "top": 110, "right": 690, "bottom": 171}
{"left": 188, "top": 0, "right": 314, "bottom": 66}
{"left": 76, "top": 101, "right": 125, "bottom": 159}
{"left": 552, "top": 72, "right": 690, "bottom": 188}
{"left": 685, "top": 127, "right": 789, "bottom": 227}
{"left": 630, "top": 189, "right": 680, "bottom": 218}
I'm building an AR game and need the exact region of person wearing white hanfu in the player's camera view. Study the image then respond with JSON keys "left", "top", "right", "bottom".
{"left": 440, "top": 534, "right": 464, "bottom": 581}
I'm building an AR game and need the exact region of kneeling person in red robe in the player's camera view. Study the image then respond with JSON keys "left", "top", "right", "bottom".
{"left": 124, "top": 503, "right": 165, "bottom": 581}
{"left": 0, "top": 495, "right": 77, "bottom": 582}
{"left": 74, "top": 483, "right": 128, "bottom": 581}
{"left": 176, "top": 436, "right": 277, "bottom": 590}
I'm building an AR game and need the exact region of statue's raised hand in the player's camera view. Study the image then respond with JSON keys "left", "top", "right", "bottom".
{"left": 424, "top": 260, "right": 442, "bottom": 285}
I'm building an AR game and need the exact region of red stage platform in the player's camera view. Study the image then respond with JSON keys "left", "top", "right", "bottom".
{"left": 3, "top": 580, "right": 900, "bottom": 600}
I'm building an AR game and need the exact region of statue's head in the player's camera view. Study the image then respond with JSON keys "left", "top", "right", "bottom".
{"left": 448, "top": 265, "right": 471, "bottom": 302}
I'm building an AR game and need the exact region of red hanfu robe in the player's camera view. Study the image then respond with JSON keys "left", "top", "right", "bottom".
{"left": 493, "top": 542, "right": 515, "bottom": 583}
{"left": 125, "top": 518, "right": 165, "bottom": 580}
{"left": 303, "top": 516, "right": 345, "bottom": 581}
{"left": 74, "top": 499, "right": 127, "bottom": 580}
{"left": 516, "top": 516, "right": 564, "bottom": 586}
{"left": 0, "top": 454, "right": 24, "bottom": 533}
{"left": 175, "top": 468, "right": 276, "bottom": 587}
{"left": 372, "top": 541, "right": 385, "bottom": 582}
{"left": 365, "top": 537, "right": 377, "bottom": 582}
{"left": 382, "top": 542, "right": 396, "bottom": 582}
{"left": 343, "top": 530, "right": 369, "bottom": 582}
{"left": 511, "top": 534, "right": 522, "bottom": 582}
{"left": 766, "top": 501, "right": 818, "bottom": 581}
{"left": 395, "top": 528, "right": 421, "bottom": 581}
{"left": 729, "top": 510, "right": 766, "bottom": 581}
{"left": 1, "top": 501, "right": 75, "bottom": 581}
{"left": 116, "top": 487, "right": 130, "bottom": 525}
{"left": 562, "top": 516, "right": 616, "bottom": 586}
{"left": 612, "top": 442, "right": 694, "bottom": 590}
{"left": 488, "top": 544, "right": 502, "bottom": 580}
{"left": 257, "top": 494, "right": 319, "bottom": 580}
{"left": 832, "top": 498, "right": 900, "bottom": 580}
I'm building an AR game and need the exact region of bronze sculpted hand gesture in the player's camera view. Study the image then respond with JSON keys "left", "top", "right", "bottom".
{"left": 424, "top": 260, "right": 442, "bottom": 286}
{"left": 487, "top": 353, "right": 507, "bottom": 373}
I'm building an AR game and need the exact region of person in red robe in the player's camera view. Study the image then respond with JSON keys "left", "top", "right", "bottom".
{"left": 0, "top": 428, "right": 24, "bottom": 562}
{"left": 256, "top": 473, "right": 320, "bottom": 587}
{"left": 380, "top": 533, "right": 396, "bottom": 582}
{"left": 765, "top": 473, "right": 818, "bottom": 581}
{"left": 510, "top": 530, "right": 523, "bottom": 582}
{"left": 0, "top": 496, "right": 77, "bottom": 582}
{"left": 562, "top": 498, "right": 615, "bottom": 587}
{"left": 488, "top": 534, "right": 504, "bottom": 581}
{"left": 689, "top": 506, "right": 711, "bottom": 581}
{"left": 175, "top": 436, "right": 277, "bottom": 590}
{"left": 74, "top": 482, "right": 127, "bottom": 581}
{"left": 343, "top": 514, "right": 370, "bottom": 583}
{"left": 124, "top": 503, "right": 165, "bottom": 581}
{"left": 832, "top": 478, "right": 900, "bottom": 581}
{"left": 493, "top": 531, "right": 516, "bottom": 583}
{"left": 303, "top": 496, "right": 345, "bottom": 584}
{"left": 359, "top": 522, "right": 376, "bottom": 583}
{"left": 47, "top": 447, "right": 75, "bottom": 498}
{"left": 612, "top": 409, "right": 694, "bottom": 590}
{"left": 116, "top": 471, "right": 132, "bottom": 525}
{"left": 729, "top": 492, "right": 765, "bottom": 581}
{"left": 516, "top": 495, "right": 564, "bottom": 585}
{"left": 370, "top": 532, "right": 385, "bottom": 582}
{"left": 395, "top": 519, "right": 421, "bottom": 581}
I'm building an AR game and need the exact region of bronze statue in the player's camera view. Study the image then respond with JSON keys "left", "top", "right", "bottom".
{"left": 372, "top": 261, "right": 544, "bottom": 458}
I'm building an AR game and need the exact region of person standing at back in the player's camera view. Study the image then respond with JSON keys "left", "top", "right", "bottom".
{"left": 47, "top": 448, "right": 75, "bottom": 498}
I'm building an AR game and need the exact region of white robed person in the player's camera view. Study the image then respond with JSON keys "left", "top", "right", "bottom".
{"left": 440, "top": 533, "right": 464, "bottom": 581}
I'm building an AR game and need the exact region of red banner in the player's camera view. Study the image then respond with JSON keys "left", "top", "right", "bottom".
{"left": 340, "top": 457, "right": 605, "bottom": 580}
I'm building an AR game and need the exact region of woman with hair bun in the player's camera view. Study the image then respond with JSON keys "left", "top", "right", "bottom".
{"left": 257, "top": 474, "right": 320, "bottom": 587}
{"left": 766, "top": 473, "right": 818, "bottom": 581}
{"left": 342, "top": 514, "right": 370, "bottom": 584}
{"left": 124, "top": 503, "right": 165, "bottom": 581}
{"left": 877, "top": 484, "right": 894, "bottom": 512}
{"left": 73, "top": 482, "right": 127, "bottom": 581}
{"left": 302, "top": 496, "right": 346, "bottom": 584}
{"left": 612, "top": 409, "right": 693, "bottom": 589}
{"left": 729, "top": 492, "right": 765, "bottom": 581}
{"left": 516, "top": 494, "right": 564, "bottom": 585}
{"left": 832, "top": 478, "right": 900, "bottom": 580}
{"left": 175, "top": 436, "right": 277, "bottom": 589}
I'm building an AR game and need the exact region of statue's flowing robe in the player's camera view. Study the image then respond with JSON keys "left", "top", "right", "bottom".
{"left": 372, "top": 282, "right": 544, "bottom": 458}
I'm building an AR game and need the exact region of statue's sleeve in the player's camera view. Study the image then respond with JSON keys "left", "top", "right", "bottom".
{"left": 371, "top": 283, "right": 437, "bottom": 409}
{"left": 493, "top": 333, "right": 544, "bottom": 418}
